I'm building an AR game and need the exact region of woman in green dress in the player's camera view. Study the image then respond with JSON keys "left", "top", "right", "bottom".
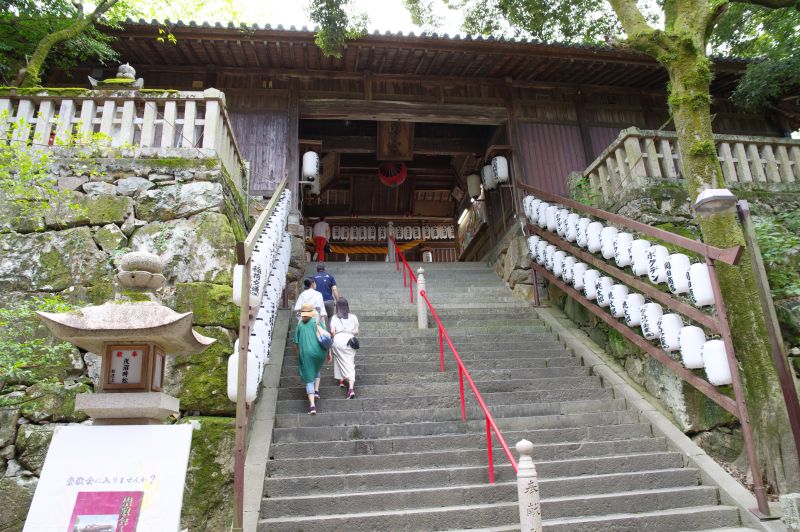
{"left": 293, "top": 303, "right": 331, "bottom": 414}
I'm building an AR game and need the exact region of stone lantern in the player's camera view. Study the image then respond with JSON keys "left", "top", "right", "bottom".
{"left": 36, "top": 251, "right": 215, "bottom": 424}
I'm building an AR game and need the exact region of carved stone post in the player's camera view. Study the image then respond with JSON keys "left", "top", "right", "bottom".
{"left": 516, "top": 439, "right": 542, "bottom": 532}
{"left": 387, "top": 221, "right": 395, "bottom": 264}
{"left": 417, "top": 267, "right": 427, "bottom": 330}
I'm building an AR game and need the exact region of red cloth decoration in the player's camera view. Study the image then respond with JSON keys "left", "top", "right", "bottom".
{"left": 378, "top": 162, "right": 407, "bottom": 187}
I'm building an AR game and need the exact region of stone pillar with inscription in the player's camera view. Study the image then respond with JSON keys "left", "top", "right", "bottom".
{"left": 516, "top": 439, "right": 543, "bottom": 532}
{"left": 417, "top": 267, "right": 428, "bottom": 330}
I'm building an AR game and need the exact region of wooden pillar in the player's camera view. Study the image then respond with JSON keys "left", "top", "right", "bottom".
{"left": 503, "top": 81, "right": 527, "bottom": 219}
{"left": 574, "top": 89, "right": 595, "bottom": 165}
{"left": 287, "top": 78, "right": 300, "bottom": 216}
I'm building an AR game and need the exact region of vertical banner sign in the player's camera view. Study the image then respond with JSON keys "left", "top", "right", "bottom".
{"left": 24, "top": 425, "right": 193, "bottom": 532}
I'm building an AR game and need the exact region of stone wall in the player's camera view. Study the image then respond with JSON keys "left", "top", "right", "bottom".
{"left": 0, "top": 152, "right": 249, "bottom": 530}
{"left": 491, "top": 185, "right": 800, "bottom": 480}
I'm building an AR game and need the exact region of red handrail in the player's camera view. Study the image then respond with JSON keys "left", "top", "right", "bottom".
{"left": 388, "top": 238, "right": 519, "bottom": 481}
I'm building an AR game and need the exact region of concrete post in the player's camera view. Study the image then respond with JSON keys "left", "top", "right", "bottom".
{"left": 516, "top": 439, "right": 542, "bottom": 532}
{"left": 417, "top": 267, "right": 427, "bottom": 329}
{"left": 387, "top": 221, "right": 395, "bottom": 264}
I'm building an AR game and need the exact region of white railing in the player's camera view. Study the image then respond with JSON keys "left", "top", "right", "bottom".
{"left": 0, "top": 88, "right": 248, "bottom": 195}
{"left": 581, "top": 127, "right": 800, "bottom": 206}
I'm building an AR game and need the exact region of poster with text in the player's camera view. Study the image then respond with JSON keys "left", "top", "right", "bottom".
{"left": 68, "top": 491, "right": 143, "bottom": 532}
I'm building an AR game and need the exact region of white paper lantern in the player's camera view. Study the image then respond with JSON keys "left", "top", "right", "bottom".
{"left": 572, "top": 263, "right": 589, "bottom": 290}
{"left": 492, "top": 156, "right": 509, "bottom": 183}
{"left": 576, "top": 218, "right": 592, "bottom": 248}
{"left": 624, "top": 293, "right": 646, "bottom": 326}
{"left": 545, "top": 205, "right": 559, "bottom": 232}
{"left": 361, "top": 226, "right": 370, "bottom": 240}
{"left": 537, "top": 202, "right": 549, "bottom": 227}
{"left": 658, "top": 313, "right": 684, "bottom": 352}
{"left": 248, "top": 261, "right": 266, "bottom": 310}
{"left": 421, "top": 226, "right": 430, "bottom": 240}
{"left": 679, "top": 326, "right": 706, "bottom": 369}
{"left": 688, "top": 263, "right": 715, "bottom": 307}
{"left": 586, "top": 222, "right": 604, "bottom": 253}
{"left": 640, "top": 302, "right": 663, "bottom": 340}
{"left": 467, "top": 173, "right": 482, "bottom": 199}
{"left": 332, "top": 226, "right": 341, "bottom": 241}
{"left": 595, "top": 276, "right": 614, "bottom": 308}
{"left": 666, "top": 253, "right": 691, "bottom": 294}
{"left": 529, "top": 199, "right": 543, "bottom": 223}
{"left": 600, "top": 226, "right": 619, "bottom": 260}
{"left": 227, "top": 350, "right": 258, "bottom": 402}
{"left": 609, "top": 284, "right": 629, "bottom": 318}
{"left": 553, "top": 250, "right": 567, "bottom": 277}
{"left": 702, "top": 340, "right": 732, "bottom": 385}
{"left": 302, "top": 151, "right": 320, "bottom": 180}
{"left": 647, "top": 245, "right": 670, "bottom": 284}
{"left": 556, "top": 209, "right": 570, "bottom": 237}
{"left": 630, "top": 239, "right": 652, "bottom": 276}
{"left": 563, "top": 256, "right": 577, "bottom": 283}
{"left": 523, "top": 195, "right": 534, "bottom": 219}
{"left": 369, "top": 226, "right": 377, "bottom": 240}
{"left": 482, "top": 164, "right": 497, "bottom": 190}
{"left": 583, "top": 269, "right": 601, "bottom": 300}
{"left": 527, "top": 236, "right": 541, "bottom": 259}
{"left": 535, "top": 240, "right": 548, "bottom": 264}
{"left": 566, "top": 213, "right": 581, "bottom": 242}
{"left": 232, "top": 264, "right": 244, "bottom": 306}
{"left": 614, "top": 232, "right": 634, "bottom": 267}
{"left": 544, "top": 245, "right": 557, "bottom": 270}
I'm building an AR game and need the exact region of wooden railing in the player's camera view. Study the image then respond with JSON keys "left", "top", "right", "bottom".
{"left": 0, "top": 88, "right": 248, "bottom": 196}
{"left": 581, "top": 127, "right": 800, "bottom": 206}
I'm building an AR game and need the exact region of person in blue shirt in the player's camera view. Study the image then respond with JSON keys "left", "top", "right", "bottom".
{"left": 313, "top": 262, "right": 339, "bottom": 328}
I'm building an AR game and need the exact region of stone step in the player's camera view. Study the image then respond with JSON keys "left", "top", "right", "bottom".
{"left": 347, "top": 318, "right": 544, "bottom": 329}
{"left": 263, "top": 452, "right": 684, "bottom": 496}
{"left": 354, "top": 309, "right": 539, "bottom": 320}
{"left": 284, "top": 339, "right": 566, "bottom": 355}
{"left": 266, "top": 436, "right": 665, "bottom": 477}
{"left": 275, "top": 388, "right": 612, "bottom": 415}
{"left": 281, "top": 345, "right": 569, "bottom": 361}
{"left": 278, "top": 365, "right": 590, "bottom": 387}
{"left": 315, "top": 325, "right": 549, "bottom": 338}
{"left": 275, "top": 376, "right": 604, "bottom": 401}
{"left": 273, "top": 398, "right": 629, "bottom": 429}
{"left": 272, "top": 410, "right": 639, "bottom": 443}
{"left": 270, "top": 423, "right": 654, "bottom": 459}
{"left": 539, "top": 505, "right": 741, "bottom": 532}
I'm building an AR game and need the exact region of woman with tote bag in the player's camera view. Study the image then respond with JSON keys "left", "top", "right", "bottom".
{"left": 293, "top": 303, "right": 332, "bottom": 414}
{"left": 330, "top": 297, "right": 360, "bottom": 399}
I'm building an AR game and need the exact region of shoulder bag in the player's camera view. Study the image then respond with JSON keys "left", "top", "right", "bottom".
{"left": 315, "top": 319, "right": 332, "bottom": 350}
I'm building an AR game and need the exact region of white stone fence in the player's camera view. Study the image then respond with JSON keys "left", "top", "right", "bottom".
{"left": 0, "top": 88, "right": 248, "bottom": 195}
{"left": 580, "top": 127, "right": 800, "bottom": 206}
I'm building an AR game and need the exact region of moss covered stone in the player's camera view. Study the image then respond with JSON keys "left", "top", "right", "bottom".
{"left": 44, "top": 194, "right": 132, "bottom": 229}
{"left": 93, "top": 224, "right": 127, "bottom": 252}
{"left": 174, "top": 283, "right": 239, "bottom": 329}
{"left": 136, "top": 182, "right": 225, "bottom": 222}
{"left": 15, "top": 424, "right": 55, "bottom": 475}
{"left": 0, "top": 477, "right": 37, "bottom": 532}
{"left": 20, "top": 382, "right": 91, "bottom": 423}
{"left": 166, "top": 327, "right": 233, "bottom": 416}
{"left": 179, "top": 416, "right": 234, "bottom": 531}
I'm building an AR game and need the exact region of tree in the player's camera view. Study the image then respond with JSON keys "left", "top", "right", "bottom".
{"left": 312, "top": 0, "right": 800, "bottom": 494}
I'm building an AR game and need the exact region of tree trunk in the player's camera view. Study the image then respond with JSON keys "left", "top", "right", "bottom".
{"left": 18, "top": 16, "right": 95, "bottom": 88}
{"left": 667, "top": 48, "right": 800, "bottom": 494}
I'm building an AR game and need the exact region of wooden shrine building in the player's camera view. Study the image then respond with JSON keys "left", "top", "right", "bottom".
{"left": 49, "top": 21, "right": 797, "bottom": 261}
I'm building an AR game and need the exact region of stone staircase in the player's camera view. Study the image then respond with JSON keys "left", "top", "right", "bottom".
{"left": 259, "top": 262, "right": 756, "bottom": 531}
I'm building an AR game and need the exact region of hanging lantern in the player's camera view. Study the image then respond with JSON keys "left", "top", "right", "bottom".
{"left": 595, "top": 276, "right": 614, "bottom": 308}
{"left": 403, "top": 226, "right": 413, "bottom": 240}
{"left": 609, "top": 284, "right": 629, "bottom": 318}
{"left": 553, "top": 250, "right": 567, "bottom": 277}
{"left": 446, "top": 225, "right": 455, "bottom": 239}
{"left": 467, "top": 173, "right": 482, "bottom": 199}
{"left": 332, "top": 226, "right": 341, "bottom": 241}
{"left": 640, "top": 302, "right": 663, "bottom": 340}
{"left": 658, "top": 313, "right": 684, "bottom": 352}
{"left": 523, "top": 195, "right": 534, "bottom": 219}
{"left": 566, "top": 213, "right": 581, "bottom": 242}
{"left": 624, "top": 293, "right": 646, "bottom": 326}
{"left": 679, "top": 326, "right": 706, "bottom": 369}
{"left": 412, "top": 226, "right": 422, "bottom": 240}
{"left": 556, "top": 209, "right": 571, "bottom": 237}
{"left": 302, "top": 151, "right": 320, "bottom": 180}
{"left": 535, "top": 240, "right": 548, "bottom": 265}
{"left": 586, "top": 222, "right": 604, "bottom": 253}
{"left": 227, "top": 350, "right": 258, "bottom": 402}
{"left": 232, "top": 265, "right": 244, "bottom": 306}
{"left": 688, "top": 263, "right": 715, "bottom": 307}
{"left": 492, "top": 156, "right": 509, "bottom": 183}
{"left": 614, "top": 232, "right": 634, "bottom": 267}
{"left": 583, "top": 269, "right": 601, "bottom": 300}
{"left": 544, "top": 245, "right": 557, "bottom": 271}
{"left": 600, "top": 226, "right": 619, "bottom": 260}
{"left": 537, "top": 202, "right": 549, "bottom": 227}
{"left": 341, "top": 226, "right": 350, "bottom": 241}
{"left": 630, "top": 239, "right": 652, "bottom": 276}
{"left": 576, "top": 218, "right": 592, "bottom": 248}
{"left": 545, "top": 205, "right": 559, "bottom": 232}
{"left": 481, "top": 164, "right": 497, "bottom": 190}
{"left": 351, "top": 225, "right": 360, "bottom": 241}
{"left": 563, "top": 256, "right": 577, "bottom": 283}
{"left": 368, "top": 226, "right": 377, "bottom": 240}
{"left": 572, "top": 263, "right": 589, "bottom": 290}
{"left": 378, "top": 162, "right": 408, "bottom": 187}
{"left": 702, "top": 340, "right": 732, "bottom": 385}
{"left": 666, "top": 253, "right": 691, "bottom": 294}
{"left": 527, "top": 236, "right": 541, "bottom": 259}
{"left": 529, "top": 199, "right": 543, "bottom": 223}
{"left": 646, "top": 245, "right": 670, "bottom": 284}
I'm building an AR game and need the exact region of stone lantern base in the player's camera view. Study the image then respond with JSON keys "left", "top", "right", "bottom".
{"left": 75, "top": 392, "right": 179, "bottom": 425}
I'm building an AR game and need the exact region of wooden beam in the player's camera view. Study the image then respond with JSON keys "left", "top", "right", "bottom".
{"left": 318, "top": 135, "right": 485, "bottom": 155}
{"left": 300, "top": 99, "right": 507, "bottom": 124}
{"left": 287, "top": 78, "right": 299, "bottom": 214}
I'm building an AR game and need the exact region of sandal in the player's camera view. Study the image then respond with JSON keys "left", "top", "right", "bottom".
{"left": 308, "top": 405, "right": 316, "bottom": 415}
{"left": 338, "top": 379, "right": 346, "bottom": 388}
{"left": 347, "top": 389, "right": 355, "bottom": 399}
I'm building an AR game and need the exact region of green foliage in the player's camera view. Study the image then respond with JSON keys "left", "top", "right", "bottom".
{"left": 308, "top": 0, "right": 367, "bottom": 58}
{"left": 0, "top": 295, "right": 81, "bottom": 386}
{"left": 754, "top": 210, "right": 800, "bottom": 299}
{"left": 571, "top": 175, "right": 599, "bottom": 206}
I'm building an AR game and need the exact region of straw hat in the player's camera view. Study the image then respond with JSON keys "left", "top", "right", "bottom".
{"left": 299, "top": 303, "right": 315, "bottom": 317}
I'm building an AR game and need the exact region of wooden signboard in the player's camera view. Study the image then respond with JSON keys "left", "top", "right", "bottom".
{"left": 377, "top": 121, "right": 414, "bottom": 161}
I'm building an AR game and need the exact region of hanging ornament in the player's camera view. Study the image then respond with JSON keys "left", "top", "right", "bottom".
{"left": 378, "top": 162, "right": 407, "bottom": 187}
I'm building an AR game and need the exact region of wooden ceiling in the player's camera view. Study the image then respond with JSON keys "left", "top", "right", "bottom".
{"left": 107, "top": 21, "right": 748, "bottom": 94}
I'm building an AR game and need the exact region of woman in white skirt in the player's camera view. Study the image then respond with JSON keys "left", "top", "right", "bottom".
{"left": 330, "top": 297, "right": 359, "bottom": 399}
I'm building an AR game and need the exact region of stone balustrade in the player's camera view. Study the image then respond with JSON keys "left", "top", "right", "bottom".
{"left": 580, "top": 127, "right": 800, "bottom": 207}
{"left": 0, "top": 88, "right": 248, "bottom": 196}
